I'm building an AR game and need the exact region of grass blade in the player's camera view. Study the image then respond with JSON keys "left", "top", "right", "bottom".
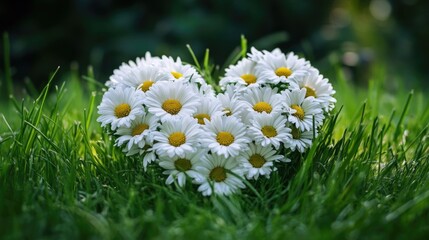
{"left": 24, "top": 66, "right": 60, "bottom": 154}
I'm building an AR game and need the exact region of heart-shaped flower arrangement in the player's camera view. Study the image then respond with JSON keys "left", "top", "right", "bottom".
{"left": 97, "top": 47, "right": 336, "bottom": 196}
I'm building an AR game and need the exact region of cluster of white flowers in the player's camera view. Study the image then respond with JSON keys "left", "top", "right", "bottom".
{"left": 97, "top": 47, "right": 336, "bottom": 196}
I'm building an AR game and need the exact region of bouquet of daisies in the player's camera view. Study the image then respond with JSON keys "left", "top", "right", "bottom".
{"left": 97, "top": 47, "right": 336, "bottom": 196}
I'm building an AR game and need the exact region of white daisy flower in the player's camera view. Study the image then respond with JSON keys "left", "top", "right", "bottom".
{"left": 284, "top": 124, "right": 316, "bottom": 153}
{"left": 158, "top": 150, "right": 205, "bottom": 187}
{"left": 145, "top": 81, "right": 199, "bottom": 122}
{"left": 159, "top": 56, "right": 205, "bottom": 85}
{"left": 255, "top": 51, "right": 310, "bottom": 85}
{"left": 195, "top": 154, "right": 245, "bottom": 196}
{"left": 136, "top": 51, "right": 162, "bottom": 66}
{"left": 217, "top": 87, "right": 247, "bottom": 120}
{"left": 106, "top": 53, "right": 161, "bottom": 87}
{"left": 125, "top": 144, "right": 158, "bottom": 170}
{"left": 115, "top": 113, "right": 159, "bottom": 150}
{"left": 241, "top": 87, "right": 283, "bottom": 117}
{"left": 201, "top": 115, "right": 250, "bottom": 158}
{"left": 247, "top": 47, "right": 283, "bottom": 62}
{"left": 106, "top": 59, "right": 139, "bottom": 88}
{"left": 247, "top": 113, "right": 291, "bottom": 149}
{"left": 152, "top": 116, "right": 201, "bottom": 158}
{"left": 220, "top": 58, "right": 264, "bottom": 91}
{"left": 281, "top": 88, "right": 324, "bottom": 131}
{"left": 222, "top": 84, "right": 240, "bottom": 99}
{"left": 97, "top": 87, "right": 145, "bottom": 130}
{"left": 238, "top": 143, "right": 284, "bottom": 180}
{"left": 193, "top": 96, "right": 223, "bottom": 125}
{"left": 291, "top": 68, "right": 336, "bottom": 112}
{"left": 190, "top": 82, "right": 216, "bottom": 98}
{"left": 124, "top": 142, "right": 148, "bottom": 156}
{"left": 113, "top": 64, "right": 170, "bottom": 93}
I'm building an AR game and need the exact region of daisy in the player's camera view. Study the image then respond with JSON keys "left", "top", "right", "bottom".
{"left": 291, "top": 68, "right": 336, "bottom": 112}
{"left": 284, "top": 124, "right": 316, "bottom": 153}
{"left": 113, "top": 64, "right": 170, "bottom": 93}
{"left": 158, "top": 150, "right": 205, "bottom": 187}
{"left": 159, "top": 56, "right": 205, "bottom": 85}
{"left": 201, "top": 115, "right": 250, "bottom": 158}
{"left": 145, "top": 81, "right": 200, "bottom": 122}
{"left": 152, "top": 116, "right": 201, "bottom": 158}
{"left": 222, "top": 84, "right": 240, "bottom": 99}
{"left": 115, "top": 113, "right": 159, "bottom": 151}
{"left": 255, "top": 51, "right": 310, "bottom": 85}
{"left": 247, "top": 47, "right": 283, "bottom": 62}
{"left": 281, "top": 88, "right": 324, "bottom": 131}
{"left": 247, "top": 113, "right": 291, "bottom": 149}
{"left": 193, "top": 96, "right": 223, "bottom": 125}
{"left": 135, "top": 51, "right": 162, "bottom": 67}
{"left": 106, "top": 59, "right": 139, "bottom": 87}
{"left": 220, "top": 58, "right": 264, "bottom": 91}
{"left": 241, "top": 87, "right": 283, "bottom": 117}
{"left": 106, "top": 53, "right": 161, "bottom": 88}
{"left": 125, "top": 144, "right": 157, "bottom": 170}
{"left": 194, "top": 154, "right": 245, "bottom": 196}
{"left": 238, "top": 143, "right": 284, "bottom": 180}
{"left": 190, "top": 82, "right": 216, "bottom": 98}
{"left": 217, "top": 87, "right": 247, "bottom": 120}
{"left": 97, "top": 86, "right": 145, "bottom": 130}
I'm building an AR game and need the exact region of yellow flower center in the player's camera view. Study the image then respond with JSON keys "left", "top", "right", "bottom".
{"left": 253, "top": 102, "right": 272, "bottom": 113}
{"left": 275, "top": 67, "right": 292, "bottom": 77}
{"left": 291, "top": 126, "right": 301, "bottom": 139}
{"left": 261, "top": 125, "right": 277, "bottom": 138}
{"left": 305, "top": 86, "right": 317, "bottom": 98}
{"left": 131, "top": 123, "right": 149, "bottom": 136}
{"left": 114, "top": 103, "right": 131, "bottom": 118}
{"left": 194, "top": 113, "right": 211, "bottom": 125}
{"left": 223, "top": 108, "right": 232, "bottom": 116}
{"left": 140, "top": 80, "right": 154, "bottom": 92}
{"left": 291, "top": 104, "right": 305, "bottom": 120}
{"left": 174, "top": 158, "right": 192, "bottom": 172}
{"left": 216, "top": 131, "right": 235, "bottom": 146}
{"left": 249, "top": 154, "right": 266, "bottom": 168}
{"left": 171, "top": 71, "right": 183, "bottom": 79}
{"left": 162, "top": 99, "right": 182, "bottom": 115}
{"left": 240, "top": 74, "right": 257, "bottom": 85}
{"left": 209, "top": 166, "right": 227, "bottom": 182}
{"left": 168, "top": 132, "right": 186, "bottom": 147}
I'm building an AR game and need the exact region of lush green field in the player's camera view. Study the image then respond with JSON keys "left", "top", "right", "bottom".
{"left": 1, "top": 60, "right": 429, "bottom": 240}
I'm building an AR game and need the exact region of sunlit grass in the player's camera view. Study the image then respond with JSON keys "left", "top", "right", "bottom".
{"left": 1, "top": 58, "right": 429, "bottom": 239}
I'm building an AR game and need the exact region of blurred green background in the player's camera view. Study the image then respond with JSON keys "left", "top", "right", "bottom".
{"left": 1, "top": 0, "right": 428, "bottom": 90}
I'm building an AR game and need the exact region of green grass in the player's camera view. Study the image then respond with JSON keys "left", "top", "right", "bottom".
{"left": 1, "top": 61, "right": 429, "bottom": 239}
